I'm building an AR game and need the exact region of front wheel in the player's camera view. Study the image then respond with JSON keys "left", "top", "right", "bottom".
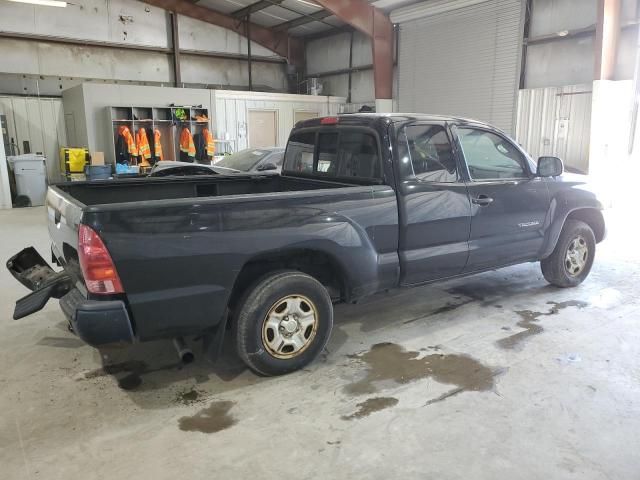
{"left": 234, "top": 270, "right": 333, "bottom": 376}
{"left": 541, "top": 219, "right": 596, "bottom": 288}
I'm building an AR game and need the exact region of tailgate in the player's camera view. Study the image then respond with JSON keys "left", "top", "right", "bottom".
{"left": 46, "top": 186, "right": 85, "bottom": 282}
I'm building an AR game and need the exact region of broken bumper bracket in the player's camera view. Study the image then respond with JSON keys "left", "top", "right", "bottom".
{"left": 7, "top": 247, "right": 72, "bottom": 320}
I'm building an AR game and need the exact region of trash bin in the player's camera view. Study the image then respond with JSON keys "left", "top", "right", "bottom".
{"left": 8, "top": 154, "right": 47, "bottom": 207}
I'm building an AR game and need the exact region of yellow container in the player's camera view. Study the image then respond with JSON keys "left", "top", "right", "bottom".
{"left": 60, "top": 148, "right": 89, "bottom": 174}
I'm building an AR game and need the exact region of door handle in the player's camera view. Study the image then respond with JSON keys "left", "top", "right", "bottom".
{"left": 472, "top": 194, "right": 494, "bottom": 206}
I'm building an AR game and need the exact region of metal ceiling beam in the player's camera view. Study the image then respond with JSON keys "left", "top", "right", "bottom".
{"left": 0, "top": 30, "right": 286, "bottom": 64}
{"left": 312, "top": 0, "right": 393, "bottom": 106}
{"left": 232, "top": 0, "right": 283, "bottom": 19}
{"left": 139, "top": 0, "right": 304, "bottom": 66}
{"left": 273, "top": 10, "right": 332, "bottom": 31}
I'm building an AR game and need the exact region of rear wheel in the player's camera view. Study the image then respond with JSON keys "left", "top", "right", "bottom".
{"left": 235, "top": 270, "right": 333, "bottom": 376}
{"left": 541, "top": 219, "right": 596, "bottom": 287}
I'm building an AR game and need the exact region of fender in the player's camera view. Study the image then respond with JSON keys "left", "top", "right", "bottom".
{"left": 228, "top": 212, "right": 397, "bottom": 305}
{"left": 539, "top": 177, "right": 605, "bottom": 259}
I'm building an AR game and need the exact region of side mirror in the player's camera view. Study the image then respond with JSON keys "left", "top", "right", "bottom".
{"left": 257, "top": 162, "right": 277, "bottom": 171}
{"left": 537, "top": 156, "right": 563, "bottom": 177}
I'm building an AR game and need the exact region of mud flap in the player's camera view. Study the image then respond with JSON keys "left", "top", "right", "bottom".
{"left": 7, "top": 247, "right": 72, "bottom": 320}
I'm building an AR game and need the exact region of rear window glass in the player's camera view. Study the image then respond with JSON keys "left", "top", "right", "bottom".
{"left": 284, "top": 129, "right": 381, "bottom": 180}
{"left": 285, "top": 132, "right": 315, "bottom": 173}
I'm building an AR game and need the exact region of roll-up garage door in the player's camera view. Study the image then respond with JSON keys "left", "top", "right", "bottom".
{"left": 392, "top": 0, "right": 523, "bottom": 134}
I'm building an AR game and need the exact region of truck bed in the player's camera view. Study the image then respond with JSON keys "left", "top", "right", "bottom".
{"left": 57, "top": 174, "right": 352, "bottom": 207}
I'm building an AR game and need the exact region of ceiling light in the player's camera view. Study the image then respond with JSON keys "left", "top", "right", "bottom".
{"left": 557, "top": 30, "right": 569, "bottom": 37}
{"left": 294, "top": 0, "right": 321, "bottom": 9}
{"left": 8, "top": 0, "right": 67, "bottom": 7}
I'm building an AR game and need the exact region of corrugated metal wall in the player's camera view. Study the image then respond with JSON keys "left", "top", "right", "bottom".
{"left": 0, "top": 0, "right": 286, "bottom": 96}
{"left": 515, "top": 84, "right": 592, "bottom": 173}
{"left": 0, "top": 96, "right": 66, "bottom": 181}
{"left": 305, "top": 31, "right": 377, "bottom": 105}
{"left": 395, "top": 0, "right": 523, "bottom": 134}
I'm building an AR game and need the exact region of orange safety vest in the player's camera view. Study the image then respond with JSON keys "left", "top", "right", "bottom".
{"left": 203, "top": 128, "right": 215, "bottom": 157}
{"left": 118, "top": 125, "right": 137, "bottom": 156}
{"left": 153, "top": 129, "right": 163, "bottom": 161}
{"left": 136, "top": 128, "right": 151, "bottom": 161}
{"left": 180, "top": 127, "right": 196, "bottom": 158}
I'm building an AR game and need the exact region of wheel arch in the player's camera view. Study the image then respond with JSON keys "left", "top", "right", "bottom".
{"left": 227, "top": 248, "right": 352, "bottom": 313}
{"left": 566, "top": 208, "right": 605, "bottom": 243}
{"left": 541, "top": 207, "right": 605, "bottom": 259}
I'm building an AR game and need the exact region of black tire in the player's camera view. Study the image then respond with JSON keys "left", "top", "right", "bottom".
{"left": 234, "top": 270, "right": 333, "bottom": 376}
{"left": 541, "top": 219, "right": 596, "bottom": 288}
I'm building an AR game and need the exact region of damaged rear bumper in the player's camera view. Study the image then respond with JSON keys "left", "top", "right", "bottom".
{"left": 7, "top": 247, "right": 134, "bottom": 346}
{"left": 7, "top": 247, "right": 72, "bottom": 319}
{"left": 60, "top": 289, "right": 134, "bottom": 346}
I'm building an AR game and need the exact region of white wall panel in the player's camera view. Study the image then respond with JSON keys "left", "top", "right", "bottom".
{"left": 213, "top": 90, "right": 345, "bottom": 151}
{"left": 0, "top": 96, "right": 67, "bottom": 181}
{"left": 351, "top": 31, "right": 373, "bottom": 68}
{"left": 0, "top": 0, "right": 169, "bottom": 48}
{"left": 529, "top": 0, "right": 596, "bottom": 37}
{"left": 180, "top": 56, "right": 286, "bottom": 91}
{"left": 106, "top": 0, "right": 169, "bottom": 47}
{"left": 178, "top": 16, "right": 275, "bottom": 58}
{"left": 515, "top": 84, "right": 592, "bottom": 173}
{"left": 319, "top": 74, "right": 349, "bottom": 99}
{"left": 525, "top": 36, "right": 595, "bottom": 88}
{"left": 306, "top": 32, "right": 351, "bottom": 75}
{"left": 350, "top": 70, "right": 374, "bottom": 104}
{"left": 0, "top": 39, "right": 40, "bottom": 75}
{"left": 0, "top": 0, "right": 288, "bottom": 94}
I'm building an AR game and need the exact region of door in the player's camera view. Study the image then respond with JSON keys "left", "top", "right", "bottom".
{"left": 294, "top": 111, "right": 318, "bottom": 124}
{"left": 454, "top": 126, "right": 551, "bottom": 272}
{"left": 248, "top": 110, "right": 277, "bottom": 148}
{"left": 397, "top": 123, "right": 472, "bottom": 285}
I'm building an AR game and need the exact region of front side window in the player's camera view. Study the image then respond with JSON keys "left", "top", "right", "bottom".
{"left": 457, "top": 128, "right": 528, "bottom": 180}
{"left": 405, "top": 124, "right": 457, "bottom": 182}
{"left": 284, "top": 129, "right": 381, "bottom": 180}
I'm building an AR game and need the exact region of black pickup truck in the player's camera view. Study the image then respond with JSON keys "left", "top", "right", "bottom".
{"left": 7, "top": 114, "right": 605, "bottom": 376}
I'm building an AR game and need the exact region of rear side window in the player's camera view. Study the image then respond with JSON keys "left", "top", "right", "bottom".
{"left": 285, "top": 132, "right": 315, "bottom": 173}
{"left": 337, "top": 132, "right": 380, "bottom": 179}
{"left": 405, "top": 125, "right": 457, "bottom": 182}
{"left": 284, "top": 129, "right": 381, "bottom": 180}
{"left": 317, "top": 133, "right": 338, "bottom": 173}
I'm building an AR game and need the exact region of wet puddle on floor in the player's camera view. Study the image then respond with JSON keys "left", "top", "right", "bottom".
{"left": 178, "top": 400, "right": 236, "bottom": 433}
{"left": 497, "top": 300, "right": 588, "bottom": 350}
{"left": 341, "top": 397, "right": 399, "bottom": 420}
{"left": 343, "top": 342, "right": 500, "bottom": 415}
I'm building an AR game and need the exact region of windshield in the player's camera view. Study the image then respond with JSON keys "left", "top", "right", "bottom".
{"left": 216, "top": 149, "right": 270, "bottom": 171}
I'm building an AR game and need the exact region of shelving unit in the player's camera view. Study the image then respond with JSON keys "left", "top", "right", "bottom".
{"left": 107, "top": 105, "right": 212, "bottom": 166}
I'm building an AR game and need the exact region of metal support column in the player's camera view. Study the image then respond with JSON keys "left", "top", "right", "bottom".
{"left": 595, "top": 0, "right": 622, "bottom": 80}
{"left": 171, "top": 11, "right": 181, "bottom": 86}
{"left": 247, "top": 14, "right": 253, "bottom": 91}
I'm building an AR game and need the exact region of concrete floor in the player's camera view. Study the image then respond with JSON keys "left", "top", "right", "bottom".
{"left": 1, "top": 206, "right": 639, "bottom": 480}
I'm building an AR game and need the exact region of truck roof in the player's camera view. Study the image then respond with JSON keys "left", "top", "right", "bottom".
{"left": 294, "top": 113, "right": 499, "bottom": 132}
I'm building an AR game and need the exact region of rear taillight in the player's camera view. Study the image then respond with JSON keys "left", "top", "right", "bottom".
{"left": 78, "top": 224, "right": 123, "bottom": 294}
